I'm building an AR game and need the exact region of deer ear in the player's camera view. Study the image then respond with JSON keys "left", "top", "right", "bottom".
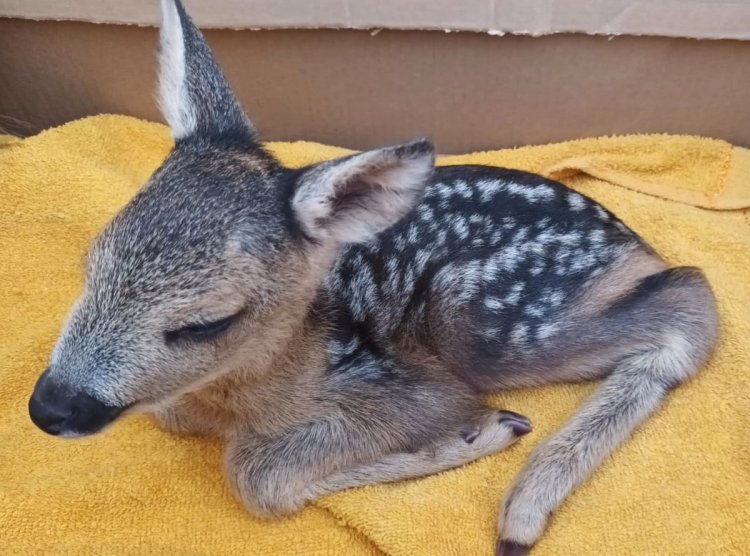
{"left": 291, "top": 139, "right": 435, "bottom": 244}
{"left": 158, "top": 0, "right": 255, "bottom": 144}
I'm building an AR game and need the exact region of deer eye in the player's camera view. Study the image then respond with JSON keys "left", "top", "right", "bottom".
{"left": 165, "top": 311, "right": 242, "bottom": 344}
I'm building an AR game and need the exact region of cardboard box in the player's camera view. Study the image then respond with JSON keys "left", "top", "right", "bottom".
{"left": 1, "top": 1, "right": 748, "bottom": 151}
{"left": 2, "top": 0, "right": 749, "bottom": 39}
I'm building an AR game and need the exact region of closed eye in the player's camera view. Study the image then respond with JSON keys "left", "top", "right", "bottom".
{"left": 165, "top": 311, "right": 243, "bottom": 344}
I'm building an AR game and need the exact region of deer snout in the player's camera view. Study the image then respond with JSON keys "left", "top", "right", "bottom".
{"left": 29, "top": 368, "right": 125, "bottom": 437}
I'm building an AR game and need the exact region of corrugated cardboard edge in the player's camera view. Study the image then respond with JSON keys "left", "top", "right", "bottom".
{"left": 1, "top": 0, "right": 749, "bottom": 40}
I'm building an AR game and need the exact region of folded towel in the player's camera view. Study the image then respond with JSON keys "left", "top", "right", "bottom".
{"left": 2, "top": 115, "right": 747, "bottom": 555}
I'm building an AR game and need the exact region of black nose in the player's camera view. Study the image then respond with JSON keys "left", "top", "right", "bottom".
{"left": 28, "top": 368, "right": 124, "bottom": 437}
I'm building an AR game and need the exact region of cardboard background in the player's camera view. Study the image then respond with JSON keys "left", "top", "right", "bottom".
{"left": 1, "top": 0, "right": 749, "bottom": 39}
{"left": 1, "top": 19, "right": 749, "bottom": 152}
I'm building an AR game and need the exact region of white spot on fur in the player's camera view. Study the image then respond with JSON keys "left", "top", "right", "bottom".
{"left": 413, "top": 248, "right": 431, "bottom": 274}
{"left": 418, "top": 205, "right": 434, "bottom": 222}
{"left": 499, "top": 245, "right": 523, "bottom": 272}
{"left": 594, "top": 205, "right": 610, "bottom": 221}
{"left": 535, "top": 229, "right": 553, "bottom": 243}
{"left": 529, "top": 243, "right": 546, "bottom": 257}
{"left": 401, "top": 265, "right": 417, "bottom": 293}
{"left": 557, "top": 231, "right": 583, "bottom": 246}
{"left": 453, "top": 217, "right": 469, "bottom": 240}
{"left": 394, "top": 234, "right": 407, "bottom": 251}
{"left": 347, "top": 259, "right": 378, "bottom": 319}
{"left": 569, "top": 251, "right": 598, "bottom": 272}
{"left": 506, "top": 182, "right": 555, "bottom": 203}
{"left": 482, "top": 258, "right": 500, "bottom": 282}
{"left": 536, "top": 322, "right": 560, "bottom": 340}
{"left": 481, "top": 328, "right": 500, "bottom": 339}
{"left": 567, "top": 191, "right": 586, "bottom": 210}
{"left": 407, "top": 223, "right": 421, "bottom": 244}
{"left": 525, "top": 304, "right": 545, "bottom": 318}
{"left": 589, "top": 229, "right": 606, "bottom": 244}
{"left": 479, "top": 180, "right": 503, "bottom": 202}
{"left": 548, "top": 290, "right": 564, "bottom": 306}
{"left": 454, "top": 180, "right": 473, "bottom": 199}
{"left": 436, "top": 183, "right": 454, "bottom": 199}
{"left": 484, "top": 297, "right": 505, "bottom": 311}
{"left": 510, "top": 323, "right": 529, "bottom": 345}
{"left": 384, "top": 258, "right": 400, "bottom": 294}
{"left": 514, "top": 227, "right": 530, "bottom": 242}
{"left": 504, "top": 283, "right": 525, "bottom": 304}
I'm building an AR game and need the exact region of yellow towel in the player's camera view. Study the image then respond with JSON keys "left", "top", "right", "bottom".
{"left": 2, "top": 115, "right": 748, "bottom": 555}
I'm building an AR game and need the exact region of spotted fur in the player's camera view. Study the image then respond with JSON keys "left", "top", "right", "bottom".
{"left": 28, "top": 2, "right": 719, "bottom": 554}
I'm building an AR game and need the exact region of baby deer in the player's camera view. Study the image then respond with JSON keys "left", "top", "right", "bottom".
{"left": 28, "top": 1, "right": 718, "bottom": 553}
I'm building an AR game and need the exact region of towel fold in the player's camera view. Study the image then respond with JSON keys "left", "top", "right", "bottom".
{"left": 1, "top": 115, "right": 747, "bottom": 555}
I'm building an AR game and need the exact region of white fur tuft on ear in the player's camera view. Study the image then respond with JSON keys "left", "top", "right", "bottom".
{"left": 158, "top": 0, "right": 196, "bottom": 139}
{"left": 292, "top": 139, "right": 435, "bottom": 244}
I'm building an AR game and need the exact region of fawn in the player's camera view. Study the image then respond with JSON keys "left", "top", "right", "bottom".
{"left": 29, "top": 1, "right": 718, "bottom": 553}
